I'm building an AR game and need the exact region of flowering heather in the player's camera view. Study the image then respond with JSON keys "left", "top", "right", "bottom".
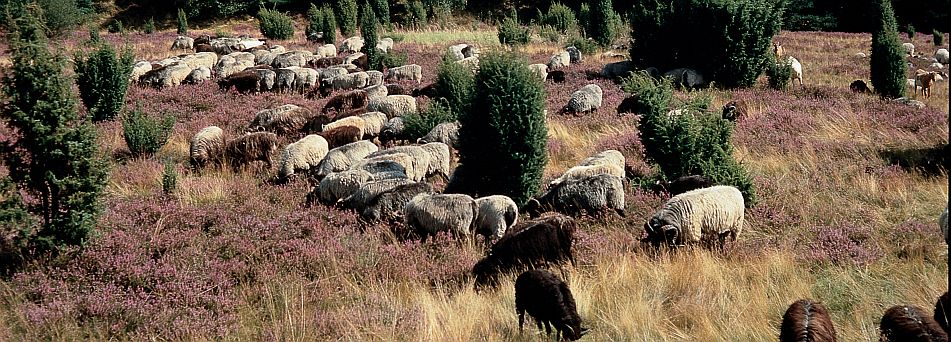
{"left": 798, "top": 223, "right": 884, "bottom": 267}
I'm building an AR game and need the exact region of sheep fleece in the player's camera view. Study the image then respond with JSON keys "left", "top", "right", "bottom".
{"left": 652, "top": 185, "right": 745, "bottom": 244}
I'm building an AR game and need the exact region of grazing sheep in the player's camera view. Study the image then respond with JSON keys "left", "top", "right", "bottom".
{"left": 935, "top": 292, "right": 950, "bottom": 334}
{"left": 319, "top": 125, "right": 363, "bottom": 149}
{"left": 565, "top": 46, "right": 581, "bottom": 63}
{"left": 601, "top": 61, "right": 636, "bottom": 79}
{"left": 447, "top": 44, "right": 468, "bottom": 61}
{"left": 224, "top": 131, "right": 279, "bottom": 171}
{"left": 379, "top": 117, "right": 407, "bottom": 146}
{"left": 130, "top": 61, "right": 152, "bottom": 82}
{"left": 310, "top": 56, "right": 345, "bottom": 69}
{"left": 350, "top": 153, "right": 416, "bottom": 182}
{"left": 385, "top": 83, "right": 412, "bottom": 96}
{"left": 194, "top": 34, "right": 212, "bottom": 45}
{"left": 579, "top": 150, "right": 625, "bottom": 170}
{"left": 358, "top": 111, "right": 387, "bottom": 138}
{"left": 325, "top": 72, "right": 370, "bottom": 91}
{"left": 272, "top": 50, "right": 312, "bottom": 68}
{"left": 936, "top": 49, "right": 950, "bottom": 64}
{"left": 249, "top": 104, "right": 313, "bottom": 136}
{"left": 315, "top": 44, "right": 337, "bottom": 58}
{"left": 524, "top": 173, "right": 625, "bottom": 218}
{"left": 902, "top": 42, "right": 916, "bottom": 57}
{"left": 184, "top": 66, "right": 211, "bottom": 84}
{"left": 311, "top": 169, "right": 375, "bottom": 205}
{"left": 473, "top": 195, "right": 519, "bottom": 242}
{"left": 338, "top": 178, "right": 415, "bottom": 210}
{"left": 364, "top": 84, "right": 388, "bottom": 99}
{"left": 171, "top": 36, "right": 194, "bottom": 50}
{"left": 664, "top": 68, "right": 705, "bottom": 88}
{"left": 385, "top": 64, "right": 423, "bottom": 83}
{"left": 339, "top": 37, "right": 365, "bottom": 54}
{"left": 514, "top": 269, "right": 588, "bottom": 341}
{"left": 417, "top": 121, "right": 460, "bottom": 148}
{"left": 772, "top": 42, "right": 785, "bottom": 59}
{"left": 850, "top": 79, "right": 871, "bottom": 93}
{"left": 351, "top": 54, "right": 369, "bottom": 71}
{"left": 529, "top": 63, "right": 549, "bottom": 82}
{"left": 278, "top": 134, "right": 329, "bottom": 180}
{"left": 189, "top": 126, "right": 225, "bottom": 169}
{"left": 642, "top": 185, "right": 744, "bottom": 249}
{"left": 312, "top": 140, "right": 379, "bottom": 179}
{"left": 940, "top": 205, "right": 948, "bottom": 244}
{"left": 360, "top": 182, "right": 435, "bottom": 222}
{"left": 376, "top": 37, "right": 394, "bottom": 53}
{"left": 880, "top": 305, "right": 948, "bottom": 342}
{"left": 916, "top": 69, "right": 938, "bottom": 97}
{"left": 419, "top": 142, "right": 452, "bottom": 179}
{"left": 780, "top": 299, "right": 837, "bottom": 342}
{"left": 367, "top": 147, "right": 430, "bottom": 181}
{"left": 367, "top": 95, "right": 418, "bottom": 118}
{"left": 213, "top": 55, "right": 254, "bottom": 78}
{"left": 461, "top": 44, "right": 479, "bottom": 58}
{"left": 473, "top": 214, "right": 576, "bottom": 288}
{"left": 548, "top": 51, "right": 571, "bottom": 69}
{"left": 653, "top": 175, "right": 714, "bottom": 196}
{"left": 784, "top": 56, "right": 804, "bottom": 87}
{"left": 140, "top": 63, "right": 192, "bottom": 88}
{"left": 344, "top": 52, "right": 365, "bottom": 66}
{"left": 217, "top": 69, "right": 263, "bottom": 93}
{"left": 180, "top": 52, "right": 218, "bottom": 70}
{"left": 547, "top": 70, "right": 567, "bottom": 83}
{"left": 404, "top": 193, "right": 478, "bottom": 241}
{"left": 411, "top": 83, "right": 437, "bottom": 98}
{"left": 366, "top": 70, "right": 384, "bottom": 87}
{"left": 560, "top": 84, "right": 603, "bottom": 115}
{"left": 549, "top": 163, "right": 625, "bottom": 188}
{"left": 305, "top": 107, "right": 369, "bottom": 132}
{"left": 322, "top": 89, "right": 370, "bottom": 115}
{"left": 617, "top": 95, "right": 638, "bottom": 115}
{"left": 273, "top": 67, "right": 299, "bottom": 92}
{"left": 250, "top": 67, "right": 277, "bottom": 91}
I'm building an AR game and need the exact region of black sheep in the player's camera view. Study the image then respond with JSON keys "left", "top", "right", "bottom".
{"left": 850, "top": 79, "right": 871, "bottom": 93}
{"left": 473, "top": 214, "right": 576, "bottom": 288}
{"left": 879, "top": 304, "right": 948, "bottom": 342}
{"left": 217, "top": 70, "right": 262, "bottom": 93}
{"left": 654, "top": 175, "right": 713, "bottom": 196}
{"left": 411, "top": 82, "right": 437, "bottom": 98}
{"left": 935, "top": 292, "right": 951, "bottom": 335}
{"left": 547, "top": 70, "right": 567, "bottom": 83}
{"left": 617, "top": 95, "right": 638, "bottom": 115}
{"left": 515, "top": 269, "right": 588, "bottom": 341}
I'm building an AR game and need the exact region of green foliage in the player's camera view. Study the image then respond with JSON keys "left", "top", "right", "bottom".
{"left": 335, "top": 0, "right": 359, "bottom": 37}
{"left": 108, "top": 19, "right": 124, "bottom": 34}
{"left": 498, "top": 13, "right": 530, "bottom": 46}
{"left": 370, "top": 0, "right": 390, "bottom": 27}
{"left": 766, "top": 55, "right": 793, "bottom": 90}
{"left": 258, "top": 7, "right": 295, "bottom": 40}
{"left": 322, "top": 4, "right": 337, "bottom": 43}
{"left": 589, "top": 0, "right": 616, "bottom": 47}
{"left": 621, "top": 71, "right": 756, "bottom": 205}
{"left": 74, "top": 42, "right": 134, "bottom": 122}
{"left": 122, "top": 106, "right": 175, "bottom": 157}
{"left": 306, "top": 3, "right": 323, "bottom": 42}
{"left": 215, "top": 28, "right": 231, "bottom": 38}
{"left": 1, "top": 3, "right": 108, "bottom": 253}
{"left": 537, "top": 25, "right": 561, "bottom": 43}
{"left": 567, "top": 35, "right": 597, "bottom": 55}
{"left": 35, "top": 0, "right": 84, "bottom": 36}
{"left": 378, "top": 51, "right": 408, "bottom": 69}
{"left": 407, "top": 0, "right": 427, "bottom": 29}
{"left": 360, "top": 1, "right": 380, "bottom": 71}
{"left": 403, "top": 99, "right": 457, "bottom": 140}
{"left": 434, "top": 58, "right": 476, "bottom": 115}
{"left": 905, "top": 23, "right": 915, "bottom": 38}
{"left": 870, "top": 0, "right": 907, "bottom": 99}
{"left": 88, "top": 25, "right": 101, "bottom": 44}
{"left": 451, "top": 51, "right": 547, "bottom": 206}
{"left": 933, "top": 29, "right": 944, "bottom": 46}
{"left": 143, "top": 17, "right": 155, "bottom": 34}
{"left": 629, "top": 0, "right": 784, "bottom": 88}
{"left": 162, "top": 160, "right": 177, "bottom": 196}
{"left": 538, "top": 2, "right": 577, "bottom": 34}
{"left": 578, "top": 3, "right": 590, "bottom": 37}
{"left": 176, "top": 8, "right": 188, "bottom": 35}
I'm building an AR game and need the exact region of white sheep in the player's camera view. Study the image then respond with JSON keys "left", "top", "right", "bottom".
{"left": 936, "top": 48, "right": 950, "bottom": 64}
{"left": 417, "top": 121, "right": 459, "bottom": 148}
{"left": 643, "top": 185, "right": 745, "bottom": 249}
{"left": 313, "top": 140, "right": 380, "bottom": 178}
{"left": 318, "top": 66, "right": 350, "bottom": 81}
{"left": 902, "top": 42, "right": 915, "bottom": 57}
{"left": 377, "top": 37, "right": 394, "bottom": 53}
{"left": 548, "top": 51, "right": 571, "bottom": 69}
{"left": 474, "top": 195, "right": 519, "bottom": 242}
{"left": 278, "top": 134, "right": 329, "bottom": 179}
{"left": 366, "top": 147, "right": 430, "bottom": 182}
{"left": 562, "top": 84, "right": 603, "bottom": 114}
{"left": 131, "top": 61, "right": 152, "bottom": 82}
{"left": 189, "top": 126, "right": 224, "bottom": 168}
{"left": 326, "top": 72, "right": 370, "bottom": 91}
{"left": 404, "top": 193, "right": 479, "bottom": 241}
{"left": 549, "top": 163, "right": 625, "bottom": 188}
{"left": 339, "top": 178, "right": 415, "bottom": 209}
{"left": 579, "top": 149, "right": 625, "bottom": 171}
{"left": 783, "top": 56, "right": 804, "bottom": 87}
{"left": 364, "top": 84, "right": 388, "bottom": 99}
{"left": 272, "top": 50, "right": 312, "bottom": 68}
{"left": 171, "top": 36, "right": 194, "bottom": 50}
{"left": 322, "top": 116, "right": 367, "bottom": 134}
{"left": 358, "top": 111, "right": 388, "bottom": 138}
{"left": 340, "top": 37, "right": 365, "bottom": 53}
{"left": 367, "top": 95, "right": 417, "bottom": 118}
{"left": 525, "top": 173, "right": 626, "bottom": 218}
{"left": 366, "top": 70, "right": 384, "bottom": 87}
{"left": 316, "top": 169, "right": 374, "bottom": 204}
{"left": 528, "top": 63, "right": 549, "bottom": 83}
{"left": 253, "top": 50, "right": 276, "bottom": 66}
{"left": 344, "top": 52, "right": 365, "bottom": 65}
{"left": 316, "top": 44, "right": 337, "bottom": 58}
{"left": 385, "top": 64, "right": 423, "bottom": 83}
{"left": 350, "top": 153, "right": 415, "bottom": 178}
{"left": 418, "top": 142, "right": 451, "bottom": 179}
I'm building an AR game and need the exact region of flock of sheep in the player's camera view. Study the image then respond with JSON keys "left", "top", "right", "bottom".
{"left": 165, "top": 31, "right": 950, "bottom": 341}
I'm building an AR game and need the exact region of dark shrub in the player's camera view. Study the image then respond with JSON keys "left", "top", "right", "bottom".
{"left": 538, "top": 2, "right": 577, "bottom": 34}
{"left": 258, "top": 7, "right": 295, "bottom": 40}
{"left": 766, "top": 55, "right": 793, "bottom": 90}
{"left": 434, "top": 57, "right": 476, "bottom": 116}
{"left": 74, "top": 42, "right": 134, "bottom": 122}
{"left": 336, "top": 0, "right": 359, "bottom": 37}
{"left": 934, "top": 29, "right": 944, "bottom": 46}
{"left": 360, "top": 1, "right": 380, "bottom": 71}
{"left": 589, "top": 0, "right": 616, "bottom": 47}
{"left": 403, "top": 99, "right": 456, "bottom": 141}
{"left": 122, "top": 106, "right": 175, "bottom": 157}
{"left": 870, "top": 0, "right": 907, "bottom": 99}
{"left": 498, "top": 13, "right": 531, "bottom": 46}
{"left": 177, "top": 8, "right": 187, "bottom": 35}
{"left": 322, "top": 4, "right": 337, "bottom": 43}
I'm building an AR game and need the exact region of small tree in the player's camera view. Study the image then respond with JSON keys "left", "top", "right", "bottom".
{"left": 498, "top": 13, "right": 530, "bottom": 46}
{"left": 162, "top": 160, "right": 177, "bottom": 196}
{"left": 933, "top": 29, "right": 943, "bottom": 46}
{"left": 449, "top": 52, "right": 547, "bottom": 206}
{"left": 434, "top": 57, "right": 476, "bottom": 115}
{"left": 108, "top": 19, "right": 124, "bottom": 34}
{"left": 766, "top": 55, "right": 793, "bottom": 90}
{"left": 589, "top": 0, "right": 616, "bottom": 47}
{"left": 578, "top": 3, "right": 590, "bottom": 37}
{"left": 370, "top": 0, "right": 390, "bottom": 27}
{"left": 122, "top": 106, "right": 175, "bottom": 157}
{"left": 905, "top": 23, "right": 915, "bottom": 39}
{"left": 335, "top": 0, "right": 358, "bottom": 37}
{"left": 143, "top": 17, "right": 155, "bottom": 34}
{"left": 177, "top": 8, "right": 188, "bottom": 35}
{"left": 870, "top": 0, "right": 906, "bottom": 99}
{"left": 1, "top": 3, "right": 108, "bottom": 253}
{"left": 402, "top": 99, "right": 456, "bottom": 140}
{"left": 74, "top": 42, "right": 134, "bottom": 122}
{"left": 360, "top": 1, "right": 380, "bottom": 70}
{"left": 322, "top": 4, "right": 337, "bottom": 43}
{"left": 539, "top": 2, "right": 577, "bottom": 35}
{"left": 408, "top": 0, "right": 427, "bottom": 30}
{"left": 258, "top": 7, "right": 295, "bottom": 40}
{"left": 306, "top": 3, "right": 324, "bottom": 42}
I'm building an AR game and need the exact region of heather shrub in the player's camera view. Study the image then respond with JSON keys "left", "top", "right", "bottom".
{"left": 322, "top": 4, "right": 337, "bottom": 43}
{"left": 449, "top": 51, "right": 547, "bottom": 206}
{"left": 258, "top": 7, "right": 295, "bottom": 40}
{"left": 74, "top": 42, "right": 135, "bottom": 122}
{"left": 766, "top": 55, "right": 793, "bottom": 90}
{"left": 621, "top": 71, "right": 756, "bottom": 205}
{"left": 335, "top": 0, "right": 359, "bottom": 37}
{"left": 589, "top": 0, "right": 617, "bottom": 47}
{"left": 162, "top": 160, "right": 177, "bottom": 196}
{"left": 870, "top": 0, "right": 906, "bottom": 99}
{"left": 122, "top": 106, "right": 175, "bottom": 157}
{"left": 306, "top": 3, "right": 323, "bottom": 42}
{"left": 177, "top": 8, "right": 187, "bottom": 35}
{"left": 360, "top": 1, "right": 381, "bottom": 71}
{"left": 629, "top": 0, "right": 783, "bottom": 88}
{"left": 403, "top": 99, "right": 456, "bottom": 140}
{"left": 143, "top": 17, "right": 155, "bottom": 34}
{"left": 498, "top": 13, "right": 530, "bottom": 46}
{"left": 407, "top": 0, "right": 427, "bottom": 29}
{"left": 1, "top": 3, "right": 108, "bottom": 254}
{"left": 538, "top": 2, "right": 577, "bottom": 34}
{"left": 434, "top": 57, "right": 476, "bottom": 116}
{"left": 934, "top": 29, "right": 943, "bottom": 46}
{"left": 905, "top": 23, "right": 915, "bottom": 38}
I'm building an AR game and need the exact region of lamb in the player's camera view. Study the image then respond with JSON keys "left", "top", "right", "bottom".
{"left": 786, "top": 57, "right": 804, "bottom": 87}
{"left": 189, "top": 126, "right": 225, "bottom": 169}
{"left": 879, "top": 305, "right": 948, "bottom": 342}
{"left": 379, "top": 117, "right": 407, "bottom": 146}
{"left": 529, "top": 63, "right": 549, "bottom": 82}
{"left": 367, "top": 95, "right": 418, "bottom": 118}
{"left": 325, "top": 72, "right": 370, "bottom": 92}
{"left": 473, "top": 195, "right": 519, "bottom": 243}
{"left": 940, "top": 205, "right": 948, "bottom": 245}
{"left": 780, "top": 299, "right": 837, "bottom": 342}
{"left": 360, "top": 182, "right": 435, "bottom": 222}
{"left": 376, "top": 37, "right": 394, "bottom": 53}
{"left": 642, "top": 185, "right": 745, "bottom": 249}
{"left": 358, "top": 111, "right": 387, "bottom": 138}
{"left": 224, "top": 131, "right": 280, "bottom": 171}
{"left": 404, "top": 193, "right": 479, "bottom": 241}
{"left": 524, "top": 173, "right": 626, "bottom": 218}
{"left": 385, "top": 64, "right": 423, "bottom": 83}
{"left": 417, "top": 121, "right": 459, "bottom": 148}
{"left": 277, "top": 134, "right": 329, "bottom": 180}
{"left": 366, "top": 146, "right": 430, "bottom": 182}
{"left": 548, "top": 51, "right": 571, "bottom": 69}
{"left": 315, "top": 44, "right": 337, "bottom": 58}
{"left": 338, "top": 178, "right": 415, "bottom": 210}
{"left": 935, "top": 292, "right": 950, "bottom": 334}
{"left": 385, "top": 83, "right": 413, "bottom": 96}
{"left": 653, "top": 175, "right": 714, "bottom": 196}
{"left": 548, "top": 163, "right": 625, "bottom": 188}
{"left": 311, "top": 169, "right": 374, "bottom": 205}
{"left": 322, "top": 116, "right": 367, "bottom": 135}
{"left": 547, "top": 70, "right": 567, "bottom": 83}
{"left": 248, "top": 104, "right": 313, "bottom": 136}
{"left": 472, "top": 213, "right": 576, "bottom": 288}
{"left": 312, "top": 140, "right": 379, "bottom": 179}
{"left": 560, "top": 84, "right": 603, "bottom": 115}
{"left": 850, "top": 79, "right": 871, "bottom": 93}
{"left": 514, "top": 269, "right": 588, "bottom": 341}
{"left": 318, "top": 125, "right": 364, "bottom": 149}
{"left": 902, "top": 42, "right": 916, "bottom": 57}
{"left": 321, "top": 90, "right": 370, "bottom": 115}
{"left": 916, "top": 69, "right": 938, "bottom": 98}
{"left": 937, "top": 49, "right": 950, "bottom": 64}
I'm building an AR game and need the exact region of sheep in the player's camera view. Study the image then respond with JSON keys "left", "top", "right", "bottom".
{"left": 274, "top": 67, "right": 298, "bottom": 92}
{"left": 315, "top": 44, "right": 337, "bottom": 58}
{"left": 514, "top": 269, "right": 588, "bottom": 341}
{"left": 472, "top": 213, "right": 577, "bottom": 288}
{"left": 312, "top": 140, "right": 379, "bottom": 179}
{"left": 560, "top": 84, "right": 603, "bottom": 115}
{"left": 364, "top": 84, "right": 388, "bottom": 99}
{"left": 366, "top": 70, "right": 384, "bottom": 87}
{"left": 902, "top": 42, "right": 916, "bottom": 57}
{"left": 379, "top": 117, "right": 407, "bottom": 146}
{"left": 473, "top": 195, "right": 519, "bottom": 243}
{"left": 783, "top": 56, "right": 804, "bottom": 87}
{"left": 350, "top": 153, "right": 416, "bottom": 182}
{"left": 366, "top": 147, "right": 430, "bottom": 182}
{"left": 385, "top": 64, "right": 423, "bottom": 84}
{"left": 549, "top": 163, "right": 625, "bottom": 188}
{"left": 772, "top": 42, "right": 785, "bottom": 59}
{"left": 367, "top": 95, "right": 417, "bottom": 118}
{"left": 850, "top": 79, "right": 871, "bottom": 93}
{"left": 376, "top": 37, "right": 394, "bottom": 53}
{"left": 601, "top": 61, "right": 636, "bottom": 79}
{"left": 140, "top": 63, "right": 192, "bottom": 88}
{"left": 317, "top": 66, "right": 350, "bottom": 82}
{"left": 879, "top": 305, "right": 948, "bottom": 342}
{"left": 272, "top": 50, "right": 312, "bottom": 68}
{"left": 351, "top": 54, "right": 369, "bottom": 71}
{"left": 916, "top": 69, "right": 938, "bottom": 98}
{"left": 565, "top": 46, "right": 581, "bottom": 63}
{"left": 249, "top": 104, "right": 313, "bottom": 136}
{"left": 310, "top": 169, "right": 375, "bottom": 205}
{"left": 184, "top": 67, "right": 211, "bottom": 84}
{"left": 251, "top": 67, "right": 277, "bottom": 91}
{"left": 319, "top": 125, "right": 363, "bottom": 149}
{"left": 310, "top": 56, "right": 345, "bottom": 69}
{"left": 419, "top": 142, "right": 452, "bottom": 179}
{"left": 130, "top": 61, "right": 153, "bottom": 82}
{"left": 343, "top": 52, "right": 365, "bottom": 65}
{"left": 447, "top": 44, "right": 468, "bottom": 61}
{"left": 548, "top": 51, "right": 571, "bottom": 69}
{"left": 194, "top": 34, "right": 212, "bottom": 45}
{"left": 524, "top": 173, "right": 626, "bottom": 218}
{"left": 935, "top": 292, "right": 950, "bottom": 334}
{"left": 338, "top": 178, "right": 415, "bottom": 210}
{"left": 529, "top": 63, "right": 549, "bottom": 82}
{"left": 579, "top": 150, "right": 625, "bottom": 170}
{"left": 664, "top": 68, "right": 705, "bottom": 88}
{"left": 385, "top": 83, "right": 413, "bottom": 96}
{"left": 547, "top": 70, "right": 567, "bottom": 83}
{"left": 189, "top": 126, "right": 225, "bottom": 169}
{"left": 937, "top": 49, "right": 950, "bottom": 64}
{"left": 617, "top": 95, "right": 638, "bottom": 115}
{"left": 340, "top": 37, "right": 365, "bottom": 54}
{"left": 358, "top": 111, "right": 387, "bottom": 138}
{"left": 411, "top": 83, "right": 437, "bottom": 97}
{"left": 171, "top": 36, "right": 194, "bottom": 50}
{"left": 404, "top": 193, "right": 479, "bottom": 241}
{"left": 780, "top": 299, "right": 837, "bottom": 342}
{"left": 224, "top": 131, "right": 279, "bottom": 171}
{"left": 325, "top": 72, "right": 370, "bottom": 92}
{"left": 360, "top": 182, "right": 435, "bottom": 222}
{"left": 461, "top": 44, "right": 479, "bottom": 58}
{"left": 322, "top": 89, "right": 370, "bottom": 115}
{"left": 940, "top": 205, "right": 948, "bottom": 244}
{"left": 417, "top": 121, "right": 459, "bottom": 148}
{"left": 642, "top": 185, "right": 744, "bottom": 249}
{"left": 721, "top": 99, "right": 749, "bottom": 122}
{"left": 278, "top": 134, "right": 329, "bottom": 180}
{"left": 217, "top": 70, "right": 263, "bottom": 93}
{"left": 653, "top": 174, "right": 714, "bottom": 196}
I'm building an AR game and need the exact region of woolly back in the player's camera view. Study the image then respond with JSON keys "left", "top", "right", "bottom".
{"left": 936, "top": 292, "right": 951, "bottom": 334}
{"left": 880, "top": 305, "right": 949, "bottom": 342}
{"left": 779, "top": 299, "right": 836, "bottom": 342}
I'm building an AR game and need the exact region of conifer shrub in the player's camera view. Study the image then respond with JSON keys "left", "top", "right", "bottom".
{"left": 402, "top": 99, "right": 456, "bottom": 141}
{"left": 177, "top": 8, "right": 188, "bottom": 35}
{"left": 258, "top": 7, "right": 295, "bottom": 40}
{"left": 870, "top": 0, "right": 907, "bottom": 99}
{"left": 122, "top": 106, "right": 175, "bottom": 157}
{"left": 498, "top": 13, "right": 530, "bottom": 46}
{"left": 360, "top": 1, "right": 381, "bottom": 71}
{"left": 335, "top": 0, "right": 359, "bottom": 37}
{"left": 322, "top": 4, "right": 337, "bottom": 43}
{"left": 589, "top": 0, "right": 617, "bottom": 47}
{"left": 433, "top": 57, "right": 476, "bottom": 116}
{"left": 766, "top": 55, "right": 793, "bottom": 90}
{"left": 74, "top": 42, "right": 134, "bottom": 122}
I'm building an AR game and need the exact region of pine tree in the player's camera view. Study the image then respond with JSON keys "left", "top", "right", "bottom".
{"left": 370, "top": 0, "right": 390, "bottom": 27}
{"left": 590, "top": 0, "right": 616, "bottom": 47}
{"left": 74, "top": 42, "right": 134, "bottom": 122}
{"left": 306, "top": 3, "right": 323, "bottom": 42}
{"left": 870, "top": 0, "right": 907, "bottom": 99}
{"left": 177, "top": 8, "right": 188, "bottom": 35}
{"left": 360, "top": 1, "right": 380, "bottom": 71}
{"left": 335, "top": 0, "right": 358, "bottom": 37}
{"left": 1, "top": 3, "right": 108, "bottom": 252}
{"left": 322, "top": 4, "right": 337, "bottom": 43}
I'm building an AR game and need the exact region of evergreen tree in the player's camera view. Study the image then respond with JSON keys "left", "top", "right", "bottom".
{"left": 74, "top": 42, "right": 134, "bottom": 122}
{"left": 322, "top": 4, "right": 337, "bottom": 43}
{"left": 370, "top": 0, "right": 390, "bottom": 27}
{"left": 870, "top": 0, "right": 907, "bottom": 99}
{"left": 335, "top": 0, "right": 358, "bottom": 37}
{"left": 1, "top": 3, "right": 108, "bottom": 252}
{"left": 360, "top": 1, "right": 380, "bottom": 71}
{"left": 177, "top": 8, "right": 188, "bottom": 35}
{"left": 306, "top": 3, "right": 323, "bottom": 42}
{"left": 590, "top": 0, "right": 616, "bottom": 47}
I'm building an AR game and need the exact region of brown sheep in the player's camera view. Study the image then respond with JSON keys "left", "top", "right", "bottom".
{"left": 780, "top": 299, "right": 837, "bottom": 342}
{"left": 352, "top": 54, "right": 369, "bottom": 71}
{"left": 473, "top": 213, "right": 576, "bottom": 288}
{"left": 195, "top": 43, "right": 214, "bottom": 53}
{"left": 321, "top": 89, "right": 369, "bottom": 115}
{"left": 936, "top": 292, "right": 950, "bottom": 335}
{"left": 915, "top": 69, "right": 938, "bottom": 98}
{"left": 880, "top": 304, "right": 949, "bottom": 342}
{"left": 386, "top": 83, "right": 413, "bottom": 96}
{"left": 318, "top": 125, "right": 363, "bottom": 149}
{"left": 411, "top": 82, "right": 437, "bottom": 98}
{"left": 194, "top": 34, "right": 212, "bottom": 45}
{"left": 515, "top": 269, "right": 588, "bottom": 341}
{"left": 224, "top": 131, "right": 279, "bottom": 171}
{"left": 218, "top": 70, "right": 262, "bottom": 93}
{"left": 773, "top": 42, "right": 786, "bottom": 59}
{"left": 309, "top": 56, "right": 344, "bottom": 69}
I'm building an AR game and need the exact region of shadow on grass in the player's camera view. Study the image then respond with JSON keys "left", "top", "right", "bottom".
{"left": 878, "top": 143, "right": 949, "bottom": 176}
